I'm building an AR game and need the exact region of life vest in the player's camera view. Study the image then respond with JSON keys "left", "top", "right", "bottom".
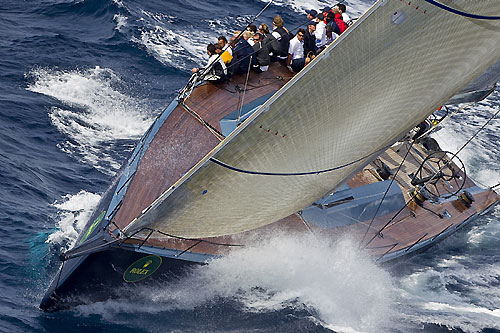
{"left": 253, "top": 42, "right": 271, "bottom": 66}
{"left": 274, "top": 27, "right": 291, "bottom": 57}
{"left": 263, "top": 33, "right": 280, "bottom": 56}
{"left": 220, "top": 50, "right": 232, "bottom": 64}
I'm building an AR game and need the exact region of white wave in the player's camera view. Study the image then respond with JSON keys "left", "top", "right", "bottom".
{"left": 132, "top": 0, "right": 374, "bottom": 72}
{"left": 76, "top": 234, "right": 395, "bottom": 332}
{"left": 261, "top": 0, "right": 374, "bottom": 17}
{"left": 129, "top": 8, "right": 220, "bottom": 71}
{"left": 132, "top": 25, "right": 215, "bottom": 71}
{"left": 47, "top": 190, "right": 102, "bottom": 249}
{"left": 423, "top": 302, "right": 500, "bottom": 318}
{"left": 139, "top": 9, "right": 176, "bottom": 24}
{"left": 396, "top": 256, "right": 500, "bottom": 332}
{"left": 26, "top": 66, "right": 154, "bottom": 174}
{"left": 413, "top": 88, "right": 500, "bottom": 331}
{"left": 113, "top": 14, "right": 128, "bottom": 32}
{"left": 431, "top": 91, "right": 500, "bottom": 188}
{"left": 112, "top": 0, "right": 124, "bottom": 8}
{"left": 467, "top": 204, "right": 500, "bottom": 248}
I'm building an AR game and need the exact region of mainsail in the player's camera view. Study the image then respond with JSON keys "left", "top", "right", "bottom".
{"left": 123, "top": 0, "right": 500, "bottom": 238}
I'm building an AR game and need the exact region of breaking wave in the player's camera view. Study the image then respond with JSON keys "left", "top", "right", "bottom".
{"left": 132, "top": 25, "right": 212, "bottom": 71}
{"left": 395, "top": 218, "right": 500, "bottom": 332}
{"left": 262, "top": 0, "right": 372, "bottom": 17}
{"left": 431, "top": 89, "right": 500, "bottom": 188}
{"left": 26, "top": 66, "right": 155, "bottom": 174}
{"left": 47, "top": 190, "right": 102, "bottom": 249}
{"left": 75, "top": 234, "right": 396, "bottom": 332}
{"left": 113, "top": 13, "right": 128, "bottom": 32}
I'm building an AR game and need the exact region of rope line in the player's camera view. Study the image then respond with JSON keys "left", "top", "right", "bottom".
{"left": 180, "top": 103, "right": 225, "bottom": 140}
{"left": 425, "top": 0, "right": 500, "bottom": 20}
{"left": 60, "top": 225, "right": 243, "bottom": 261}
{"left": 209, "top": 144, "right": 390, "bottom": 176}
{"left": 360, "top": 140, "right": 415, "bottom": 245}
{"left": 237, "top": 55, "right": 253, "bottom": 124}
{"left": 364, "top": 107, "right": 500, "bottom": 248}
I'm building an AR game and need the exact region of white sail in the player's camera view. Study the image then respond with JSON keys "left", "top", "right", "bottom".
{"left": 124, "top": 0, "right": 500, "bottom": 238}
{"left": 447, "top": 58, "right": 500, "bottom": 104}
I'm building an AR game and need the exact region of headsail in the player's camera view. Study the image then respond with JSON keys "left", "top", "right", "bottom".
{"left": 447, "top": 59, "right": 500, "bottom": 104}
{"left": 124, "top": 0, "right": 500, "bottom": 238}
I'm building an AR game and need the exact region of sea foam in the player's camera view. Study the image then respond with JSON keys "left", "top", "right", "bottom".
{"left": 26, "top": 66, "right": 154, "bottom": 174}
{"left": 261, "top": 0, "right": 372, "bottom": 17}
{"left": 431, "top": 91, "right": 500, "bottom": 188}
{"left": 47, "top": 190, "right": 101, "bottom": 249}
{"left": 76, "top": 233, "right": 396, "bottom": 332}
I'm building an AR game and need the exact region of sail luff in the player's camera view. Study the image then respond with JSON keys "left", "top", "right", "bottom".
{"left": 123, "top": 0, "right": 500, "bottom": 238}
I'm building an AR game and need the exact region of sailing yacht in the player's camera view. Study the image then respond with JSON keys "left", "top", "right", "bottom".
{"left": 41, "top": 0, "right": 500, "bottom": 311}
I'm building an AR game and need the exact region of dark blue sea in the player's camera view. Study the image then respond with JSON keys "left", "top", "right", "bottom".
{"left": 1, "top": 0, "right": 500, "bottom": 332}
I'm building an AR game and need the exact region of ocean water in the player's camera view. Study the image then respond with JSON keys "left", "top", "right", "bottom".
{"left": 1, "top": 0, "right": 499, "bottom": 332}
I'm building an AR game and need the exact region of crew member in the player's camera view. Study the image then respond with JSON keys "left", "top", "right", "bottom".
{"left": 192, "top": 43, "right": 227, "bottom": 83}
{"left": 287, "top": 29, "right": 311, "bottom": 72}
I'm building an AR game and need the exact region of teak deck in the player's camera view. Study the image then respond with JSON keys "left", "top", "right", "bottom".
{"left": 113, "top": 62, "right": 293, "bottom": 230}
{"left": 112, "top": 62, "right": 499, "bottom": 260}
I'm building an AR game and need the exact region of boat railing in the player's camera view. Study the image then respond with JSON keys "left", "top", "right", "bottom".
{"left": 371, "top": 243, "right": 398, "bottom": 262}
{"left": 431, "top": 223, "right": 454, "bottom": 241}
{"left": 404, "top": 233, "right": 428, "bottom": 254}
{"left": 62, "top": 223, "right": 244, "bottom": 262}
{"left": 375, "top": 231, "right": 438, "bottom": 262}
{"left": 121, "top": 227, "right": 244, "bottom": 254}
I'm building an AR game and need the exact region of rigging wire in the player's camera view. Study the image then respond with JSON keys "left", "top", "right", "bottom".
{"left": 59, "top": 224, "right": 244, "bottom": 261}
{"left": 180, "top": 103, "right": 226, "bottom": 140}
{"left": 178, "top": 0, "right": 274, "bottom": 100}
{"left": 419, "top": 104, "right": 469, "bottom": 138}
{"left": 360, "top": 140, "right": 415, "bottom": 246}
{"left": 363, "top": 106, "right": 500, "bottom": 248}
{"left": 237, "top": 55, "right": 253, "bottom": 124}
{"left": 214, "top": 17, "right": 312, "bottom": 82}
